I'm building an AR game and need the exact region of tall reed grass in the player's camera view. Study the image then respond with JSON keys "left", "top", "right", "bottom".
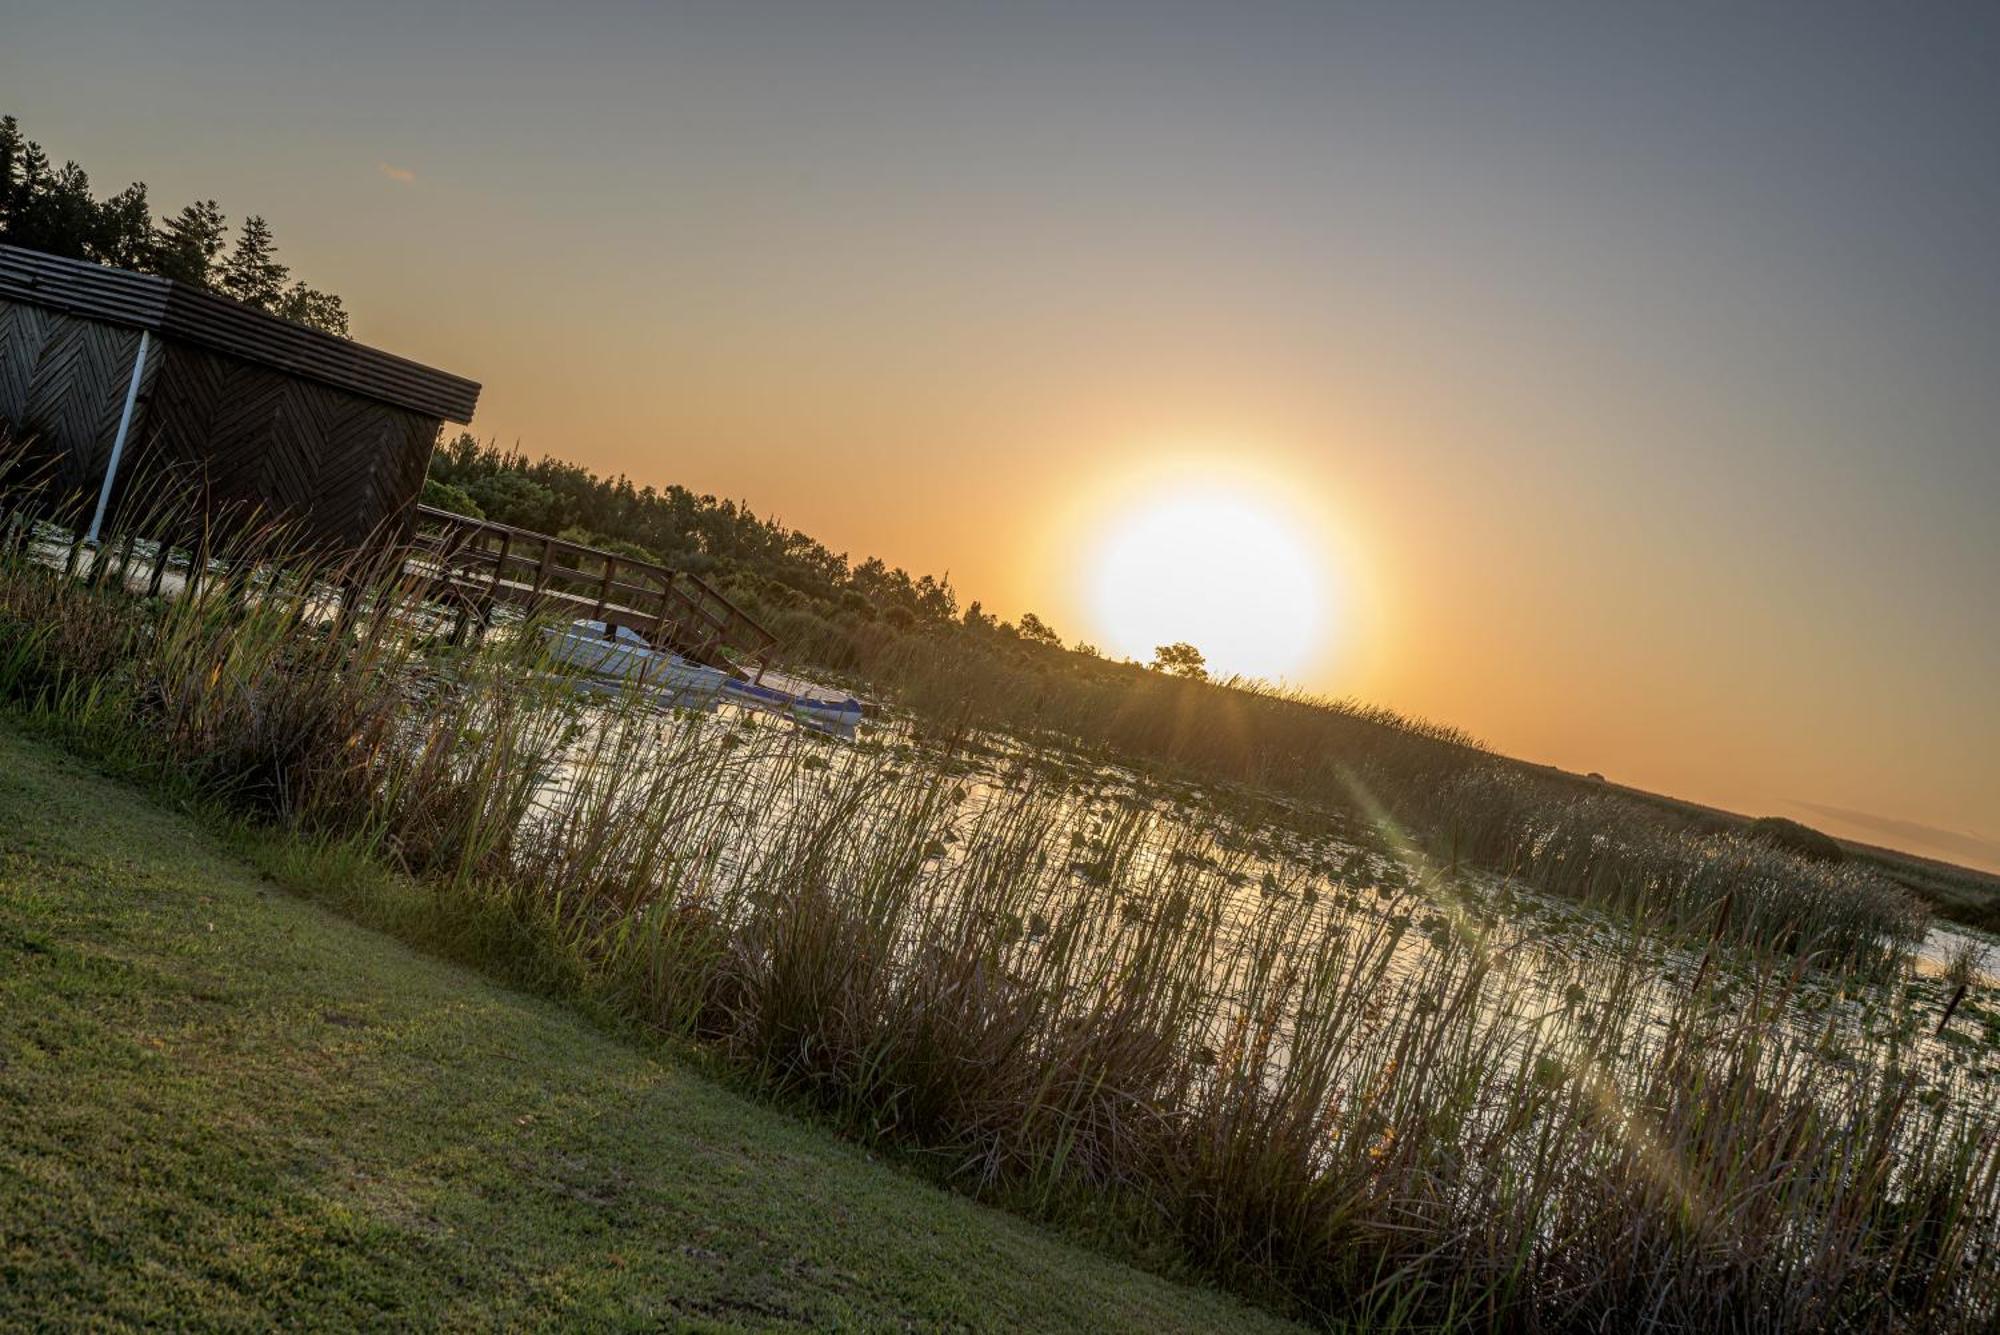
{"left": 0, "top": 469, "right": 1988, "bottom": 1331}
{"left": 815, "top": 630, "right": 1926, "bottom": 972}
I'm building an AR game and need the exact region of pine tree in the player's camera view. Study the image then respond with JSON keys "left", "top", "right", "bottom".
{"left": 2, "top": 114, "right": 351, "bottom": 326}
{"left": 152, "top": 200, "right": 228, "bottom": 286}
{"left": 16, "top": 140, "right": 49, "bottom": 201}
{"left": 89, "top": 181, "right": 153, "bottom": 269}
{"left": 0, "top": 116, "right": 23, "bottom": 231}
{"left": 7, "top": 158, "right": 98, "bottom": 259}
{"left": 0, "top": 121, "right": 49, "bottom": 240}
{"left": 217, "top": 214, "right": 288, "bottom": 310}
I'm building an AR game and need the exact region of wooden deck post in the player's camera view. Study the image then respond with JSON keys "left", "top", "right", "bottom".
{"left": 593, "top": 555, "right": 616, "bottom": 619}
{"left": 653, "top": 571, "right": 676, "bottom": 646}
{"left": 530, "top": 535, "right": 554, "bottom": 601}
{"left": 475, "top": 530, "right": 512, "bottom": 640}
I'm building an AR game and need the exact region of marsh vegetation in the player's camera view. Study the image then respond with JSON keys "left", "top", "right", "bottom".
{"left": 0, "top": 474, "right": 1994, "bottom": 1331}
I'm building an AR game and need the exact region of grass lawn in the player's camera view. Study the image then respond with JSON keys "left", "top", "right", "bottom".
{"left": 0, "top": 725, "right": 1293, "bottom": 1331}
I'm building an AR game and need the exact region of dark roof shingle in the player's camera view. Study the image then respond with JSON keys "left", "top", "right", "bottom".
{"left": 0, "top": 243, "right": 480, "bottom": 422}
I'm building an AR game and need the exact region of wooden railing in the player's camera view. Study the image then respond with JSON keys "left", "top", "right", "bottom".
{"left": 403, "top": 505, "right": 778, "bottom": 676}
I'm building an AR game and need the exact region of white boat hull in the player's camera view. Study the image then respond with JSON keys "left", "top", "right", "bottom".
{"left": 543, "top": 621, "right": 728, "bottom": 702}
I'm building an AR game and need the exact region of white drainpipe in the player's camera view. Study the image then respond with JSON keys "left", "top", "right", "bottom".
{"left": 85, "top": 328, "right": 151, "bottom": 546}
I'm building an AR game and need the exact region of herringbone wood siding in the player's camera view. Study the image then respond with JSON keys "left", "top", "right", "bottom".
{"left": 0, "top": 300, "right": 52, "bottom": 421}
{"left": 137, "top": 342, "right": 441, "bottom": 549}
{"left": 0, "top": 298, "right": 158, "bottom": 494}
{"left": 1, "top": 244, "right": 479, "bottom": 422}
{"left": 0, "top": 296, "right": 440, "bottom": 549}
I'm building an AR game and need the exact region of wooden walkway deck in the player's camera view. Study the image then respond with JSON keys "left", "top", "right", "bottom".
{"left": 403, "top": 505, "right": 778, "bottom": 676}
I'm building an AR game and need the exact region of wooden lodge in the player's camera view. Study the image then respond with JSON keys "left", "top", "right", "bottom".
{"left": 0, "top": 243, "right": 780, "bottom": 676}
{"left": 0, "top": 241, "right": 479, "bottom": 549}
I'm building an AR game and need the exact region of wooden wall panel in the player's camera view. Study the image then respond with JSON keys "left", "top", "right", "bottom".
{"left": 127, "top": 340, "right": 440, "bottom": 549}
{"left": 0, "top": 297, "right": 158, "bottom": 500}
{"left": 2, "top": 299, "right": 440, "bottom": 550}
{"left": 0, "top": 299, "right": 52, "bottom": 425}
{"left": 31, "top": 317, "right": 154, "bottom": 490}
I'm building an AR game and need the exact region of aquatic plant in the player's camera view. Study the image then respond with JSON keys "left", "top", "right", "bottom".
{"left": 0, "top": 468, "right": 1990, "bottom": 1331}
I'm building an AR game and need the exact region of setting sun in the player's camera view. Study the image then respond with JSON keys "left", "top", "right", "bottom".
{"left": 8, "top": 8, "right": 2000, "bottom": 1327}
{"left": 1086, "top": 480, "right": 1332, "bottom": 682}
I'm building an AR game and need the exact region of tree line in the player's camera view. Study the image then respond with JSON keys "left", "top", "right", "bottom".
{"left": 429, "top": 433, "right": 988, "bottom": 635}
{"left": 422, "top": 435, "right": 1225, "bottom": 677}
{"left": 0, "top": 110, "right": 1208, "bottom": 680}
{"left": 0, "top": 113, "right": 348, "bottom": 336}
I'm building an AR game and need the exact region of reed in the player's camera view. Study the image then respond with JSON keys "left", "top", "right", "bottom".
{"left": 842, "top": 634, "right": 1926, "bottom": 972}
{"left": 0, "top": 470, "right": 1989, "bottom": 1331}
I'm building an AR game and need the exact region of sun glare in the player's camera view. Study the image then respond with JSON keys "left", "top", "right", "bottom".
{"left": 1086, "top": 480, "right": 1331, "bottom": 682}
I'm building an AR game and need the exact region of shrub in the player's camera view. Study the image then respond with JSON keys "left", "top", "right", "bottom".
{"left": 1746, "top": 815, "right": 1846, "bottom": 863}
{"left": 420, "top": 477, "right": 484, "bottom": 519}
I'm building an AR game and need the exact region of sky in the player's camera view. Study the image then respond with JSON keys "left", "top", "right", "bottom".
{"left": 7, "top": 2, "right": 1998, "bottom": 870}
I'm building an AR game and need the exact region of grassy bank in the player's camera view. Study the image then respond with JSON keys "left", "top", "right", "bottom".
{"left": 0, "top": 489, "right": 1993, "bottom": 1331}
{"left": 0, "top": 725, "right": 1290, "bottom": 1330}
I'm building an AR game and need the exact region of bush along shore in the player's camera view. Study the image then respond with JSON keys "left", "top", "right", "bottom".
{"left": 0, "top": 471, "right": 1992, "bottom": 1332}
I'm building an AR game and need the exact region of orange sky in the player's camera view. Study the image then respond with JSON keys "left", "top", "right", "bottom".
{"left": 9, "top": 4, "right": 1998, "bottom": 870}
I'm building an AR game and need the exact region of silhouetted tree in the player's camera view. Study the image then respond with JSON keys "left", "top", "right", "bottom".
{"left": 0, "top": 116, "right": 26, "bottom": 230}
{"left": 0, "top": 113, "right": 349, "bottom": 336}
{"left": 1018, "top": 612, "right": 1063, "bottom": 648}
{"left": 275, "top": 282, "right": 349, "bottom": 336}
{"left": 1152, "top": 642, "right": 1208, "bottom": 680}
{"left": 5, "top": 157, "right": 95, "bottom": 259}
{"left": 428, "top": 433, "right": 983, "bottom": 641}
{"left": 90, "top": 181, "right": 153, "bottom": 269}
{"left": 218, "top": 215, "right": 288, "bottom": 310}
{"left": 420, "top": 477, "right": 484, "bottom": 519}
{"left": 462, "top": 470, "right": 564, "bottom": 535}
{"left": 152, "top": 200, "right": 228, "bottom": 286}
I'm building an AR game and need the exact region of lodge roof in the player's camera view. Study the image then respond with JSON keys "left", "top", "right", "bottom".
{"left": 0, "top": 242, "right": 480, "bottom": 422}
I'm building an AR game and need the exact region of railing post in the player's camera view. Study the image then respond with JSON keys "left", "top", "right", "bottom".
{"left": 530, "top": 535, "right": 554, "bottom": 601}
{"left": 425, "top": 521, "right": 466, "bottom": 611}
{"left": 477, "top": 530, "right": 511, "bottom": 639}
{"left": 654, "top": 570, "right": 676, "bottom": 646}
{"left": 593, "top": 554, "right": 615, "bottom": 619}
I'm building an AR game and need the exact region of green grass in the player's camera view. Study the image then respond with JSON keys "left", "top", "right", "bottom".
{"left": 0, "top": 725, "right": 1293, "bottom": 1332}
{"left": 0, "top": 493, "right": 1992, "bottom": 1330}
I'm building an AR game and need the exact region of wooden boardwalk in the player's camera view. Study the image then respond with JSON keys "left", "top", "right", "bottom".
{"left": 404, "top": 505, "right": 778, "bottom": 676}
